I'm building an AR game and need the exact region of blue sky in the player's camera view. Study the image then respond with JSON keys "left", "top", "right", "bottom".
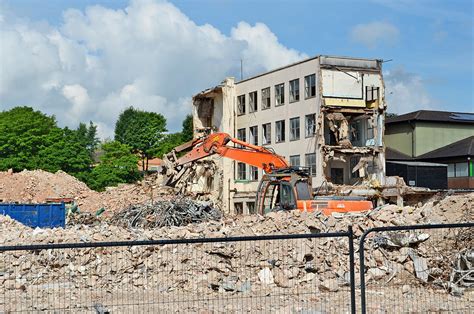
{"left": 0, "top": 0, "right": 472, "bottom": 136}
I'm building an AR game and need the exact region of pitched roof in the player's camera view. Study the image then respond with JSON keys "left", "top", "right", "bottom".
{"left": 417, "top": 136, "right": 474, "bottom": 160}
{"left": 386, "top": 110, "right": 474, "bottom": 125}
{"left": 385, "top": 147, "right": 412, "bottom": 160}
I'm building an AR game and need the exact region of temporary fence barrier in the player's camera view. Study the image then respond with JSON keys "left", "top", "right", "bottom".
{"left": 1, "top": 228, "right": 356, "bottom": 313}
{"left": 1, "top": 223, "right": 472, "bottom": 313}
{"left": 359, "top": 223, "right": 473, "bottom": 313}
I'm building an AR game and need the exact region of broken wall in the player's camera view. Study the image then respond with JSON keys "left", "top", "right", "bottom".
{"left": 191, "top": 78, "right": 236, "bottom": 213}
{"left": 318, "top": 57, "right": 386, "bottom": 186}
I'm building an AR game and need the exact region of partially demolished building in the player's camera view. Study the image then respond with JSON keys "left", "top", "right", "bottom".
{"left": 193, "top": 55, "right": 387, "bottom": 214}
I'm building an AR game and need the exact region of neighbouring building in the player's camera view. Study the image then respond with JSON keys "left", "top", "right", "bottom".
{"left": 192, "top": 55, "right": 387, "bottom": 214}
{"left": 385, "top": 110, "right": 474, "bottom": 189}
{"left": 138, "top": 158, "right": 163, "bottom": 171}
{"left": 417, "top": 136, "right": 474, "bottom": 189}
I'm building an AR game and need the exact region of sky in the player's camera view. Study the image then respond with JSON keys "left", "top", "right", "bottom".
{"left": 0, "top": 0, "right": 473, "bottom": 138}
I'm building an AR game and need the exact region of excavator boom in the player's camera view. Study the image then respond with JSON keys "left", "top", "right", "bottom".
{"left": 170, "top": 132, "right": 288, "bottom": 173}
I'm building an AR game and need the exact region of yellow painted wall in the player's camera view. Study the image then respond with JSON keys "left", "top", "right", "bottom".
{"left": 414, "top": 122, "right": 474, "bottom": 156}
{"left": 385, "top": 123, "right": 413, "bottom": 156}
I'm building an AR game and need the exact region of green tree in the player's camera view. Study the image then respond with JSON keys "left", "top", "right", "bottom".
{"left": 36, "top": 127, "right": 93, "bottom": 175}
{"left": 154, "top": 132, "right": 184, "bottom": 158}
{"left": 0, "top": 106, "right": 96, "bottom": 183}
{"left": 0, "top": 107, "right": 57, "bottom": 171}
{"left": 76, "top": 121, "right": 99, "bottom": 157}
{"left": 114, "top": 107, "right": 167, "bottom": 171}
{"left": 87, "top": 141, "right": 140, "bottom": 191}
{"left": 181, "top": 114, "right": 193, "bottom": 142}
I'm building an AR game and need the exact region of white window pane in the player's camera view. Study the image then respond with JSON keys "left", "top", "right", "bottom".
{"left": 447, "top": 164, "right": 455, "bottom": 177}
{"left": 455, "top": 162, "right": 468, "bottom": 177}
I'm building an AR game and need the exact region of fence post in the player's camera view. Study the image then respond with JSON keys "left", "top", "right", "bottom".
{"left": 348, "top": 225, "right": 356, "bottom": 314}
{"left": 359, "top": 229, "right": 368, "bottom": 314}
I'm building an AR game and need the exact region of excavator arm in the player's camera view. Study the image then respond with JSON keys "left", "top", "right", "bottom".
{"left": 165, "top": 132, "right": 288, "bottom": 173}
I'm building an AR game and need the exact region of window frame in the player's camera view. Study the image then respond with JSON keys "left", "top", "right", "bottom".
{"left": 249, "top": 91, "right": 258, "bottom": 113}
{"left": 275, "top": 83, "right": 285, "bottom": 107}
{"left": 249, "top": 166, "right": 259, "bottom": 181}
{"left": 261, "top": 87, "right": 271, "bottom": 110}
{"left": 275, "top": 120, "right": 286, "bottom": 143}
{"left": 289, "top": 155, "right": 301, "bottom": 167}
{"left": 289, "top": 78, "right": 300, "bottom": 103}
{"left": 305, "top": 153, "right": 316, "bottom": 176}
{"left": 305, "top": 114, "right": 316, "bottom": 138}
{"left": 237, "top": 162, "right": 247, "bottom": 180}
{"left": 234, "top": 202, "right": 243, "bottom": 215}
{"left": 237, "top": 94, "right": 246, "bottom": 116}
{"left": 289, "top": 117, "right": 300, "bottom": 141}
{"left": 237, "top": 128, "right": 246, "bottom": 142}
{"left": 249, "top": 125, "right": 258, "bottom": 145}
{"left": 455, "top": 162, "right": 469, "bottom": 177}
{"left": 262, "top": 123, "right": 272, "bottom": 145}
{"left": 304, "top": 74, "right": 316, "bottom": 99}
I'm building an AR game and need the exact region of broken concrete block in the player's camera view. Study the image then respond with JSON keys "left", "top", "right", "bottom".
{"left": 319, "top": 278, "right": 339, "bottom": 292}
{"left": 368, "top": 268, "right": 386, "bottom": 280}
{"left": 408, "top": 249, "right": 429, "bottom": 283}
{"left": 258, "top": 267, "right": 274, "bottom": 285}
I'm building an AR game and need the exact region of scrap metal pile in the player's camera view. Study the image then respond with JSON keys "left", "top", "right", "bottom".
{"left": 110, "top": 197, "right": 221, "bottom": 228}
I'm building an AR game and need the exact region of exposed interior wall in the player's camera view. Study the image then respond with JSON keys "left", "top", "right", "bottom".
{"left": 319, "top": 58, "right": 386, "bottom": 186}
{"left": 192, "top": 78, "right": 236, "bottom": 213}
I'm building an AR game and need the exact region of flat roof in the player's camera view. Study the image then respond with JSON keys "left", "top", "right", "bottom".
{"left": 236, "top": 54, "right": 382, "bottom": 84}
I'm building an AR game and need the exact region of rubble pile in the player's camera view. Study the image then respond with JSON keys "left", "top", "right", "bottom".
{"left": 109, "top": 197, "right": 221, "bottom": 228}
{"left": 0, "top": 169, "right": 217, "bottom": 214}
{"left": 0, "top": 168, "right": 472, "bottom": 306}
{"left": 0, "top": 194, "right": 472, "bottom": 307}
{"left": 0, "top": 169, "right": 92, "bottom": 203}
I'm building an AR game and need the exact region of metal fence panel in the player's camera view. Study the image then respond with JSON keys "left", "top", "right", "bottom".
{"left": 359, "top": 223, "right": 474, "bottom": 314}
{"left": 1, "top": 231, "right": 355, "bottom": 313}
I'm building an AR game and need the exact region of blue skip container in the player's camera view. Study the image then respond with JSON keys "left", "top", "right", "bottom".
{"left": 0, "top": 203, "right": 66, "bottom": 228}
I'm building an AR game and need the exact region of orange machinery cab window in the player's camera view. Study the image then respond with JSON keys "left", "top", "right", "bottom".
{"left": 257, "top": 180, "right": 297, "bottom": 214}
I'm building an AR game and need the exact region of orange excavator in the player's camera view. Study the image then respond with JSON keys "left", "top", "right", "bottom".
{"left": 162, "top": 132, "right": 373, "bottom": 216}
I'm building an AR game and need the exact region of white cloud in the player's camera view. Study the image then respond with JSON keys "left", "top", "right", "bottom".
{"left": 231, "top": 22, "right": 308, "bottom": 74}
{"left": 350, "top": 21, "right": 400, "bottom": 49}
{"left": 0, "top": 0, "right": 306, "bottom": 138}
{"left": 384, "top": 67, "right": 438, "bottom": 114}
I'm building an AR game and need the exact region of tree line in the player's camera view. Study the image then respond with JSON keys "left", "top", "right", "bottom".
{"left": 0, "top": 106, "right": 193, "bottom": 191}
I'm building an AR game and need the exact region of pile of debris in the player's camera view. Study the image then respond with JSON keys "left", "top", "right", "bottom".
{"left": 0, "top": 169, "right": 221, "bottom": 214}
{"left": 0, "top": 169, "right": 91, "bottom": 203}
{"left": 109, "top": 196, "right": 221, "bottom": 228}
{"left": 0, "top": 193, "right": 472, "bottom": 309}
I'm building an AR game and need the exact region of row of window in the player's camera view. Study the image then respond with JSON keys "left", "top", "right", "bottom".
{"left": 447, "top": 162, "right": 470, "bottom": 178}
{"left": 234, "top": 201, "right": 256, "bottom": 215}
{"left": 237, "top": 74, "right": 316, "bottom": 115}
{"left": 236, "top": 114, "right": 317, "bottom": 146}
{"left": 236, "top": 152, "right": 317, "bottom": 181}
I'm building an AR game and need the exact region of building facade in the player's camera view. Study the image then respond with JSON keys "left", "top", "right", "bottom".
{"left": 385, "top": 110, "right": 474, "bottom": 189}
{"left": 192, "top": 55, "right": 387, "bottom": 214}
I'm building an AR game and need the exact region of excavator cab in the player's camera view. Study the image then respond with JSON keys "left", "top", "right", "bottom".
{"left": 256, "top": 168, "right": 312, "bottom": 215}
